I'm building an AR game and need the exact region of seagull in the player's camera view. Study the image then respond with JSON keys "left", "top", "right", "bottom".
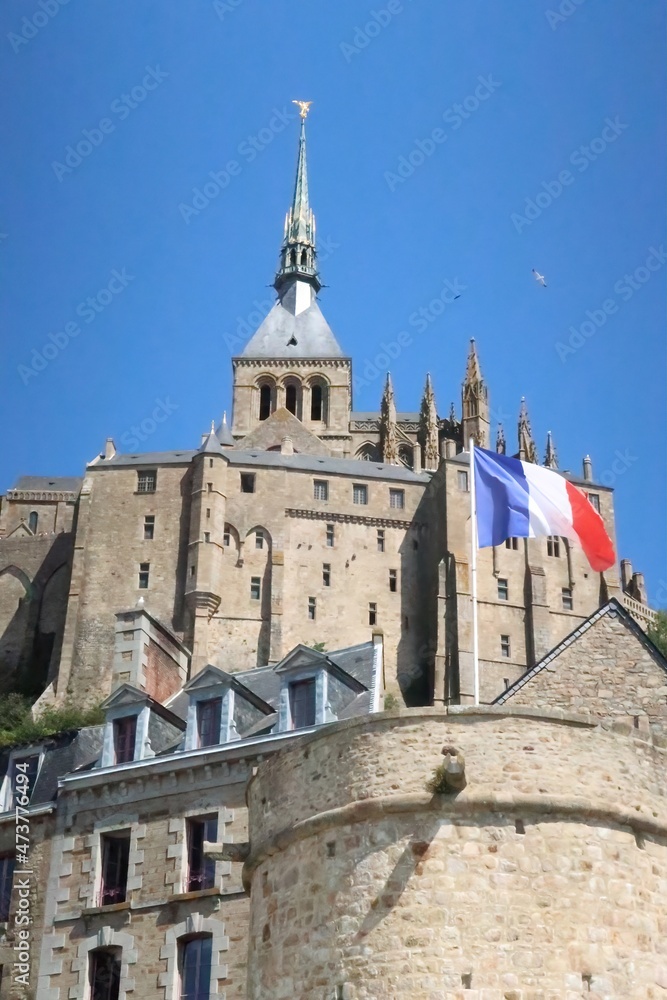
{"left": 532, "top": 269, "right": 547, "bottom": 288}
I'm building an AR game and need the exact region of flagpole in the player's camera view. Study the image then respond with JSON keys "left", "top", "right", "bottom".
{"left": 469, "top": 436, "right": 480, "bottom": 706}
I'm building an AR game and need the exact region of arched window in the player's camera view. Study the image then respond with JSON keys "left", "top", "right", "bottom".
{"left": 300, "top": 249, "right": 308, "bottom": 266}
{"left": 28, "top": 511, "right": 38, "bottom": 533}
{"left": 399, "top": 445, "right": 413, "bottom": 469}
{"left": 259, "top": 384, "right": 272, "bottom": 421}
{"left": 178, "top": 935, "right": 212, "bottom": 1000}
{"left": 290, "top": 249, "right": 297, "bottom": 266}
{"left": 356, "top": 443, "right": 380, "bottom": 462}
{"left": 311, "top": 384, "right": 323, "bottom": 421}
{"left": 285, "top": 384, "right": 298, "bottom": 415}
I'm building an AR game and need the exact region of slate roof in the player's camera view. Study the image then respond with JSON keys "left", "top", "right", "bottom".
{"left": 238, "top": 281, "right": 346, "bottom": 360}
{"left": 223, "top": 450, "right": 432, "bottom": 483}
{"left": 9, "top": 476, "right": 82, "bottom": 493}
{"left": 0, "top": 726, "right": 104, "bottom": 812}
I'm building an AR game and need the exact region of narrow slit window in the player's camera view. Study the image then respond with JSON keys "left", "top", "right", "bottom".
{"left": 308, "top": 596, "right": 316, "bottom": 620}
{"left": 389, "top": 569, "right": 397, "bottom": 592}
{"left": 377, "top": 529, "right": 385, "bottom": 552}
{"left": 322, "top": 564, "right": 331, "bottom": 587}
{"left": 255, "top": 530, "right": 264, "bottom": 549}
{"left": 143, "top": 515, "right": 155, "bottom": 540}
{"left": 500, "top": 634, "right": 511, "bottom": 658}
{"left": 497, "top": 578, "right": 509, "bottom": 601}
{"left": 138, "top": 563, "right": 150, "bottom": 589}
{"left": 368, "top": 602, "right": 377, "bottom": 626}
{"left": 457, "top": 470, "right": 469, "bottom": 492}
{"left": 250, "top": 577, "right": 261, "bottom": 601}
{"left": 326, "top": 524, "right": 334, "bottom": 547}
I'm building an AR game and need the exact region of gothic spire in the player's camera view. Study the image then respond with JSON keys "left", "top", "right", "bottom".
{"left": 461, "top": 339, "right": 489, "bottom": 448}
{"left": 419, "top": 373, "right": 439, "bottom": 470}
{"left": 215, "top": 411, "right": 234, "bottom": 448}
{"left": 275, "top": 109, "right": 320, "bottom": 293}
{"left": 544, "top": 430, "right": 558, "bottom": 469}
{"left": 517, "top": 397, "right": 538, "bottom": 463}
{"left": 380, "top": 373, "right": 399, "bottom": 465}
{"left": 496, "top": 423, "right": 506, "bottom": 455}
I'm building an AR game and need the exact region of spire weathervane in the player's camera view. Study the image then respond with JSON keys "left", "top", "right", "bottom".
{"left": 292, "top": 99, "right": 313, "bottom": 120}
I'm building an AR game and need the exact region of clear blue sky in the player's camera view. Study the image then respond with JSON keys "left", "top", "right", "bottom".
{"left": 1, "top": 1, "right": 665, "bottom": 603}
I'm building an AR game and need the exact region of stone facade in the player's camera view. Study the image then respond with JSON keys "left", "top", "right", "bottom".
{"left": 244, "top": 708, "right": 667, "bottom": 999}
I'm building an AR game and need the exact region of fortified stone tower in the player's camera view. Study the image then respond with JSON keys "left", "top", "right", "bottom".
{"left": 243, "top": 709, "right": 667, "bottom": 999}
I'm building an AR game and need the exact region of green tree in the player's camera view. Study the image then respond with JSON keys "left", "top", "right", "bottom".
{"left": 648, "top": 610, "right": 667, "bottom": 659}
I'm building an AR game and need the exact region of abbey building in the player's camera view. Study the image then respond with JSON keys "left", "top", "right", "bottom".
{"left": 0, "top": 114, "right": 655, "bottom": 711}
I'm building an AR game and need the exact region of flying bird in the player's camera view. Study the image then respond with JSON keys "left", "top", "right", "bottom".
{"left": 532, "top": 269, "right": 547, "bottom": 288}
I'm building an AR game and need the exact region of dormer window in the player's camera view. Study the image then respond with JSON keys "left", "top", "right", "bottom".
{"left": 1, "top": 752, "right": 42, "bottom": 813}
{"left": 197, "top": 698, "right": 222, "bottom": 748}
{"left": 289, "top": 679, "right": 316, "bottom": 730}
{"left": 113, "top": 717, "right": 137, "bottom": 764}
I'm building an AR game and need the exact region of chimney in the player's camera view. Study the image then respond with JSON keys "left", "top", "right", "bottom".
{"left": 583, "top": 455, "right": 593, "bottom": 481}
{"left": 621, "top": 559, "right": 633, "bottom": 592}
{"left": 632, "top": 572, "right": 647, "bottom": 604}
{"left": 413, "top": 443, "right": 422, "bottom": 474}
{"left": 280, "top": 436, "right": 294, "bottom": 456}
{"left": 445, "top": 439, "right": 457, "bottom": 459}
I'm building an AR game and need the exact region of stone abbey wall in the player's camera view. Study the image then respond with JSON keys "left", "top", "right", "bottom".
{"left": 244, "top": 709, "right": 667, "bottom": 999}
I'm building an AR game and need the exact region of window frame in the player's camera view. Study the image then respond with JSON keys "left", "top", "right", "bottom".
{"left": 185, "top": 816, "right": 218, "bottom": 893}
{"left": 289, "top": 678, "right": 317, "bottom": 730}
{"left": 389, "top": 569, "right": 397, "bottom": 593}
{"left": 307, "top": 596, "right": 316, "bottom": 620}
{"left": 250, "top": 576, "right": 261, "bottom": 601}
{"left": 368, "top": 602, "right": 377, "bottom": 626}
{"left": 113, "top": 716, "right": 137, "bottom": 765}
{"left": 240, "top": 473, "right": 256, "bottom": 494}
{"left": 255, "top": 530, "right": 264, "bottom": 549}
{"left": 143, "top": 514, "right": 155, "bottom": 540}
{"left": 138, "top": 562, "right": 150, "bottom": 589}
{"left": 389, "top": 488, "right": 405, "bottom": 510}
{"left": 377, "top": 529, "right": 385, "bottom": 553}
{"left": 500, "top": 634, "right": 511, "bottom": 659}
{"left": 497, "top": 578, "right": 509, "bottom": 601}
{"left": 587, "top": 492, "right": 601, "bottom": 512}
{"left": 547, "top": 536, "right": 561, "bottom": 558}
{"left": 99, "top": 830, "right": 131, "bottom": 907}
{"left": 89, "top": 947, "right": 122, "bottom": 1000}
{"left": 353, "top": 483, "right": 368, "bottom": 506}
{"left": 457, "top": 470, "right": 469, "bottom": 492}
{"left": 505, "top": 537, "right": 519, "bottom": 550}
{"left": 561, "top": 587, "right": 574, "bottom": 610}
{"left": 196, "top": 698, "right": 223, "bottom": 749}
{"left": 178, "top": 934, "right": 213, "bottom": 1000}
{"left": 136, "top": 469, "right": 157, "bottom": 494}
{"left": 313, "top": 479, "right": 329, "bottom": 502}
{"left": 322, "top": 564, "right": 331, "bottom": 587}
{"left": 325, "top": 524, "right": 334, "bottom": 547}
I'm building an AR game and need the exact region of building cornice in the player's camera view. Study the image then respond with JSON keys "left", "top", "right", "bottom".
{"left": 285, "top": 508, "right": 422, "bottom": 531}
{"left": 6, "top": 490, "right": 78, "bottom": 502}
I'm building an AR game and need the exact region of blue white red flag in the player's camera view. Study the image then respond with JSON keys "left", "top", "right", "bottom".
{"left": 473, "top": 447, "right": 615, "bottom": 572}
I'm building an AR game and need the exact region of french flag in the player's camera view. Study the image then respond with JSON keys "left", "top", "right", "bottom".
{"left": 473, "top": 447, "right": 616, "bottom": 572}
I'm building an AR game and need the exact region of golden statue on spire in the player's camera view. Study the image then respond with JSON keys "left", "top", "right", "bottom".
{"left": 292, "top": 100, "right": 313, "bottom": 120}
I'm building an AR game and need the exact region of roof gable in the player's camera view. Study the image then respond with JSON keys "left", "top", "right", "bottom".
{"left": 493, "top": 600, "right": 667, "bottom": 738}
{"left": 236, "top": 408, "right": 333, "bottom": 457}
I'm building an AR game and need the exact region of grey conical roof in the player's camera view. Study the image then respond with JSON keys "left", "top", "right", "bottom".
{"left": 216, "top": 411, "right": 234, "bottom": 447}
{"left": 198, "top": 424, "right": 224, "bottom": 455}
{"left": 239, "top": 280, "right": 345, "bottom": 359}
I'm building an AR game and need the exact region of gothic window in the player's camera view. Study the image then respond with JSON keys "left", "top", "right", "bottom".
{"left": 259, "top": 384, "right": 272, "bottom": 421}
{"left": 398, "top": 445, "right": 413, "bottom": 469}
{"left": 300, "top": 249, "right": 308, "bottom": 266}
{"left": 28, "top": 511, "right": 38, "bottom": 533}
{"left": 290, "top": 249, "right": 297, "bottom": 266}
{"left": 89, "top": 948, "right": 121, "bottom": 1000}
{"left": 284, "top": 380, "right": 301, "bottom": 418}
{"left": 356, "top": 443, "right": 380, "bottom": 462}
{"left": 178, "top": 936, "right": 212, "bottom": 1000}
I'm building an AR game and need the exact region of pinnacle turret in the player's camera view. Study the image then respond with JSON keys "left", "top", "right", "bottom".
{"left": 419, "top": 373, "right": 439, "bottom": 470}
{"left": 275, "top": 113, "right": 320, "bottom": 293}
{"left": 380, "top": 373, "right": 399, "bottom": 465}
{"left": 216, "top": 411, "right": 235, "bottom": 448}
{"left": 544, "top": 430, "right": 558, "bottom": 469}
{"left": 496, "top": 424, "right": 506, "bottom": 455}
{"left": 461, "top": 339, "right": 489, "bottom": 447}
{"left": 517, "top": 398, "right": 538, "bottom": 463}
